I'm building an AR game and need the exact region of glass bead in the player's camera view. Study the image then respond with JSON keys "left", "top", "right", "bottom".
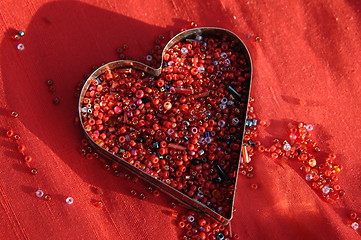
{"left": 139, "top": 193, "right": 146, "bottom": 199}
{"left": 305, "top": 173, "right": 313, "bottom": 181}
{"left": 305, "top": 124, "right": 314, "bottom": 131}
{"left": 351, "top": 222, "right": 359, "bottom": 230}
{"left": 53, "top": 97, "right": 60, "bottom": 104}
{"left": 221, "top": 97, "right": 228, "bottom": 104}
{"left": 35, "top": 190, "right": 44, "bottom": 198}
{"left": 218, "top": 120, "right": 226, "bottom": 128}
{"left": 11, "top": 111, "right": 19, "bottom": 117}
{"left": 195, "top": 35, "right": 202, "bottom": 41}
{"left": 145, "top": 55, "right": 153, "bottom": 61}
{"left": 216, "top": 232, "right": 225, "bottom": 240}
{"left": 187, "top": 215, "right": 195, "bottom": 222}
{"left": 283, "top": 142, "right": 291, "bottom": 151}
{"left": 198, "top": 66, "right": 205, "bottom": 73}
{"left": 65, "top": 197, "right": 74, "bottom": 205}
{"left": 220, "top": 52, "right": 227, "bottom": 59}
{"left": 31, "top": 168, "right": 38, "bottom": 175}
{"left": 231, "top": 118, "right": 239, "bottom": 125}
{"left": 17, "top": 43, "right": 25, "bottom": 51}
{"left": 18, "top": 30, "right": 25, "bottom": 37}
{"left": 219, "top": 104, "right": 227, "bottom": 110}
{"left": 44, "top": 194, "right": 51, "bottom": 201}
{"left": 322, "top": 186, "right": 331, "bottom": 194}
{"left": 181, "top": 47, "right": 188, "bottom": 54}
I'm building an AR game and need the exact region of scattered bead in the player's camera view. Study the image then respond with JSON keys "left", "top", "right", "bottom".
{"left": 93, "top": 201, "right": 104, "bottom": 208}
{"left": 6, "top": 130, "right": 14, "bottom": 138}
{"left": 53, "top": 97, "right": 60, "bottom": 104}
{"left": 11, "top": 111, "right": 19, "bottom": 118}
{"left": 44, "top": 194, "right": 52, "bottom": 201}
{"left": 18, "top": 30, "right": 25, "bottom": 37}
{"left": 35, "top": 190, "right": 44, "bottom": 198}
{"left": 47, "top": 79, "right": 54, "bottom": 85}
{"left": 17, "top": 43, "right": 25, "bottom": 51}
{"left": 31, "top": 168, "right": 38, "bottom": 175}
{"left": 139, "top": 193, "right": 146, "bottom": 200}
{"left": 24, "top": 156, "right": 32, "bottom": 163}
{"left": 351, "top": 222, "right": 359, "bottom": 230}
{"left": 12, "top": 34, "right": 21, "bottom": 41}
{"left": 65, "top": 197, "right": 74, "bottom": 205}
{"left": 255, "top": 36, "right": 262, "bottom": 42}
{"left": 251, "top": 183, "right": 258, "bottom": 190}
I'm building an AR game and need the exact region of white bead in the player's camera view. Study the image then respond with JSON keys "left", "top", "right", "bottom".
{"left": 305, "top": 173, "right": 313, "bottom": 181}
{"left": 35, "top": 190, "right": 44, "bottom": 198}
{"left": 17, "top": 43, "right": 25, "bottom": 51}
{"left": 181, "top": 47, "right": 188, "bottom": 54}
{"left": 351, "top": 222, "right": 359, "bottom": 230}
{"left": 145, "top": 55, "right": 152, "bottom": 61}
{"left": 220, "top": 52, "right": 227, "bottom": 58}
{"left": 305, "top": 124, "right": 314, "bottom": 131}
{"left": 283, "top": 143, "right": 291, "bottom": 151}
{"left": 195, "top": 35, "right": 202, "bottom": 41}
{"left": 198, "top": 66, "right": 205, "bottom": 73}
{"left": 65, "top": 197, "right": 74, "bottom": 205}
{"left": 322, "top": 186, "right": 331, "bottom": 194}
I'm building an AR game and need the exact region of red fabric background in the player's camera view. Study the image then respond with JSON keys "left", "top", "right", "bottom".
{"left": 0, "top": 0, "right": 360, "bottom": 239}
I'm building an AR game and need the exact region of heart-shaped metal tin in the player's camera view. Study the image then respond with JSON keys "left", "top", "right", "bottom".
{"left": 79, "top": 27, "right": 252, "bottom": 224}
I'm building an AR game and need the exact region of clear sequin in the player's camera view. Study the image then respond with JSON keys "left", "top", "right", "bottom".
{"left": 17, "top": 43, "right": 25, "bottom": 51}
{"left": 35, "top": 190, "right": 44, "bottom": 198}
{"left": 65, "top": 197, "right": 74, "bottom": 205}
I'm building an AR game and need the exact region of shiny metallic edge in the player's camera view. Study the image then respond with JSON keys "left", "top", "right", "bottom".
{"left": 78, "top": 27, "right": 252, "bottom": 224}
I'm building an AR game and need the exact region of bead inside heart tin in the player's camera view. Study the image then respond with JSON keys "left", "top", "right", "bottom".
{"left": 79, "top": 27, "right": 252, "bottom": 223}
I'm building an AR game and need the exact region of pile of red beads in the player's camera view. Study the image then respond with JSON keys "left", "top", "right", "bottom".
{"left": 257, "top": 122, "right": 345, "bottom": 202}
{"left": 176, "top": 210, "right": 239, "bottom": 240}
{"left": 80, "top": 34, "right": 251, "bottom": 216}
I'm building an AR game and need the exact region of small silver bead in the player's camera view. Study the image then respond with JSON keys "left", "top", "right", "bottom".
{"left": 17, "top": 43, "right": 25, "bottom": 51}
{"left": 35, "top": 190, "right": 44, "bottom": 198}
{"left": 65, "top": 197, "right": 74, "bottom": 205}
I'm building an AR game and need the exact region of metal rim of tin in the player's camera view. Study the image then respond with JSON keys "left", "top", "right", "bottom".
{"left": 78, "top": 27, "right": 252, "bottom": 224}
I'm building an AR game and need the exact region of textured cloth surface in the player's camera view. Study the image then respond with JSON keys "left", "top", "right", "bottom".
{"left": 0, "top": 0, "right": 360, "bottom": 239}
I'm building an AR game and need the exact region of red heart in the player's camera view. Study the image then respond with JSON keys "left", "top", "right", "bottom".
{"left": 79, "top": 27, "right": 252, "bottom": 223}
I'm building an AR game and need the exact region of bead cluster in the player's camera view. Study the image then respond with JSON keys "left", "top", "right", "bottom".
{"left": 80, "top": 34, "right": 251, "bottom": 216}
{"left": 258, "top": 122, "right": 345, "bottom": 202}
{"left": 11, "top": 30, "right": 26, "bottom": 51}
{"left": 349, "top": 212, "right": 361, "bottom": 230}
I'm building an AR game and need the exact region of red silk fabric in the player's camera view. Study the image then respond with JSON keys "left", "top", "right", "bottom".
{"left": 0, "top": 0, "right": 360, "bottom": 239}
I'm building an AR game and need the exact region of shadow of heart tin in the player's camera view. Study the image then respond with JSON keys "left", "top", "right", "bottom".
{"left": 79, "top": 27, "right": 252, "bottom": 224}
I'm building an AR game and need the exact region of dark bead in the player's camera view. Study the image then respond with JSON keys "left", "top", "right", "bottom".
{"left": 192, "top": 159, "right": 200, "bottom": 165}
{"left": 216, "top": 232, "right": 225, "bottom": 240}
{"left": 248, "top": 139, "right": 255, "bottom": 146}
{"left": 53, "top": 97, "right": 60, "bottom": 104}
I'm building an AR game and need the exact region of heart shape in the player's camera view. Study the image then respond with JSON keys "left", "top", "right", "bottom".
{"left": 79, "top": 27, "right": 252, "bottom": 223}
